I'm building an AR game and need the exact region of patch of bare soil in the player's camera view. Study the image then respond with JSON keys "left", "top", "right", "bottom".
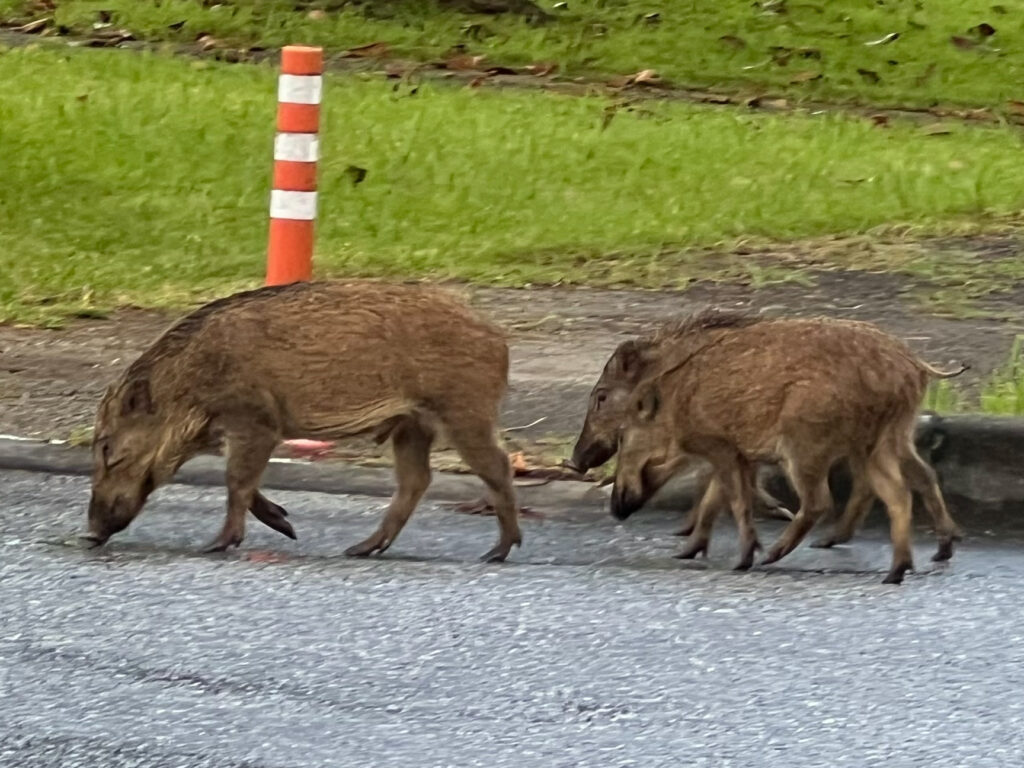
{"left": 3, "top": 272, "right": 1023, "bottom": 472}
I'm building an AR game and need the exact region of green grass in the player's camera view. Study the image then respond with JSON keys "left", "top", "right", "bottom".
{"left": 3, "top": 44, "right": 1024, "bottom": 324}
{"left": 927, "top": 336, "right": 1024, "bottom": 416}
{"left": 3, "top": 0, "right": 1024, "bottom": 110}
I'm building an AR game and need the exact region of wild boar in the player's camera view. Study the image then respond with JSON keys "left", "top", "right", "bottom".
{"left": 568, "top": 323, "right": 796, "bottom": 532}
{"left": 82, "top": 280, "right": 522, "bottom": 563}
{"left": 611, "top": 310, "right": 964, "bottom": 585}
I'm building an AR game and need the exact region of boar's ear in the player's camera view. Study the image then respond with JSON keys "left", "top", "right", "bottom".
{"left": 635, "top": 384, "right": 660, "bottom": 421}
{"left": 121, "top": 378, "right": 155, "bottom": 416}
{"left": 614, "top": 340, "right": 653, "bottom": 380}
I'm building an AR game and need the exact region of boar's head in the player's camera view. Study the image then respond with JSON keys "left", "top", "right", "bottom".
{"left": 83, "top": 378, "right": 175, "bottom": 546}
{"left": 569, "top": 338, "right": 658, "bottom": 473}
{"left": 610, "top": 380, "right": 681, "bottom": 520}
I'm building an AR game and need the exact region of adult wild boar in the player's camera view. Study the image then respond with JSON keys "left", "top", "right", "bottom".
{"left": 568, "top": 321, "right": 795, "bottom": 532}
{"left": 83, "top": 281, "right": 523, "bottom": 563}
{"left": 611, "top": 311, "right": 964, "bottom": 585}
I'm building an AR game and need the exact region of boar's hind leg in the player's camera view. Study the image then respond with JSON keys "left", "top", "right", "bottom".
{"left": 448, "top": 420, "right": 522, "bottom": 563}
{"left": 345, "top": 420, "right": 434, "bottom": 558}
{"left": 902, "top": 448, "right": 962, "bottom": 563}
{"left": 203, "top": 429, "right": 279, "bottom": 553}
{"left": 864, "top": 442, "right": 915, "bottom": 585}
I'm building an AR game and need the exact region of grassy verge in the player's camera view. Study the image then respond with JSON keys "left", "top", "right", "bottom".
{"left": 2, "top": 45, "right": 1024, "bottom": 324}
{"left": 927, "top": 337, "right": 1024, "bottom": 416}
{"left": 2, "top": 0, "right": 1023, "bottom": 110}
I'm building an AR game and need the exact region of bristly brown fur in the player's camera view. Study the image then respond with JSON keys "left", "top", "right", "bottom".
{"left": 125, "top": 282, "right": 308, "bottom": 383}
{"left": 647, "top": 308, "right": 763, "bottom": 346}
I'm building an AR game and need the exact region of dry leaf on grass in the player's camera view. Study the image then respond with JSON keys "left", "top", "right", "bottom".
{"left": 789, "top": 70, "right": 822, "bottom": 84}
{"left": 864, "top": 32, "right": 900, "bottom": 46}
{"left": 719, "top": 35, "right": 746, "bottom": 49}
{"left": 341, "top": 41, "right": 390, "bottom": 59}
{"left": 523, "top": 61, "right": 558, "bottom": 76}
{"left": 441, "top": 54, "right": 487, "bottom": 71}
{"left": 197, "top": 34, "right": 225, "bottom": 51}
{"left": 12, "top": 17, "right": 51, "bottom": 33}
{"left": 610, "top": 69, "right": 662, "bottom": 89}
{"left": 484, "top": 65, "right": 519, "bottom": 75}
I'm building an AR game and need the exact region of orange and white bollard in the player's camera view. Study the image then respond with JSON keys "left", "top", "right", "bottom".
{"left": 269, "top": 45, "right": 334, "bottom": 460}
{"left": 266, "top": 45, "right": 323, "bottom": 286}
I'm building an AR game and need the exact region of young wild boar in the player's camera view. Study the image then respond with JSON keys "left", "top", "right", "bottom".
{"left": 568, "top": 322, "right": 796, "bottom": 533}
{"left": 83, "top": 281, "right": 522, "bottom": 563}
{"left": 611, "top": 310, "right": 964, "bottom": 585}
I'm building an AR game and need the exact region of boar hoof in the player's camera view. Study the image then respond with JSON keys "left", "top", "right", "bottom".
{"left": 882, "top": 563, "right": 911, "bottom": 585}
{"left": 675, "top": 540, "right": 708, "bottom": 560}
{"left": 673, "top": 523, "right": 695, "bottom": 537}
{"left": 249, "top": 494, "right": 297, "bottom": 541}
{"left": 931, "top": 539, "right": 955, "bottom": 562}
{"left": 733, "top": 540, "right": 760, "bottom": 571}
{"left": 479, "top": 539, "right": 519, "bottom": 563}
{"left": 760, "top": 548, "right": 784, "bottom": 566}
{"left": 201, "top": 532, "right": 244, "bottom": 553}
{"left": 78, "top": 533, "right": 107, "bottom": 549}
{"left": 763, "top": 505, "right": 795, "bottom": 522}
{"left": 345, "top": 535, "right": 392, "bottom": 558}
{"left": 809, "top": 535, "right": 840, "bottom": 550}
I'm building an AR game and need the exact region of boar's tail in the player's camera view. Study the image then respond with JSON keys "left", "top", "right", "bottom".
{"left": 920, "top": 361, "right": 970, "bottom": 379}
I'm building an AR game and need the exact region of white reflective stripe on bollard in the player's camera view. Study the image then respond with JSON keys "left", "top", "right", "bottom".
{"left": 277, "top": 74, "right": 323, "bottom": 105}
{"left": 273, "top": 133, "right": 320, "bottom": 162}
{"left": 269, "top": 190, "right": 318, "bottom": 220}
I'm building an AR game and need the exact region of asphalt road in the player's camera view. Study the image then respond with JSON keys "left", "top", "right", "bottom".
{"left": 4, "top": 468, "right": 1024, "bottom": 767}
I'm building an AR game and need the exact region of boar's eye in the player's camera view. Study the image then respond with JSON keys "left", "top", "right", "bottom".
{"left": 595, "top": 390, "right": 608, "bottom": 408}
{"left": 99, "top": 440, "right": 124, "bottom": 471}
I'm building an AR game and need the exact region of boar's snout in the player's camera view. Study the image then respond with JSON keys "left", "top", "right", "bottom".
{"left": 83, "top": 493, "right": 136, "bottom": 546}
{"left": 570, "top": 436, "right": 616, "bottom": 474}
{"left": 610, "top": 483, "right": 647, "bottom": 520}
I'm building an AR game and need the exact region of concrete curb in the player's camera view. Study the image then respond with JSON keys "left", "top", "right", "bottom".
{"left": 3, "top": 412, "right": 1023, "bottom": 531}
{"left": 0, "top": 437, "right": 621, "bottom": 521}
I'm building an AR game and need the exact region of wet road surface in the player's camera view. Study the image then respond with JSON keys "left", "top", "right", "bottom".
{"left": 4, "top": 469, "right": 1024, "bottom": 767}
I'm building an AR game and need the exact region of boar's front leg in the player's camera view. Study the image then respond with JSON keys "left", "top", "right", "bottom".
{"left": 674, "top": 465, "right": 714, "bottom": 537}
{"left": 762, "top": 464, "right": 833, "bottom": 567}
{"left": 675, "top": 475, "right": 726, "bottom": 560}
{"left": 811, "top": 459, "right": 872, "bottom": 550}
{"left": 722, "top": 459, "right": 761, "bottom": 571}
{"left": 345, "top": 419, "right": 435, "bottom": 558}
{"left": 203, "top": 428, "right": 279, "bottom": 553}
